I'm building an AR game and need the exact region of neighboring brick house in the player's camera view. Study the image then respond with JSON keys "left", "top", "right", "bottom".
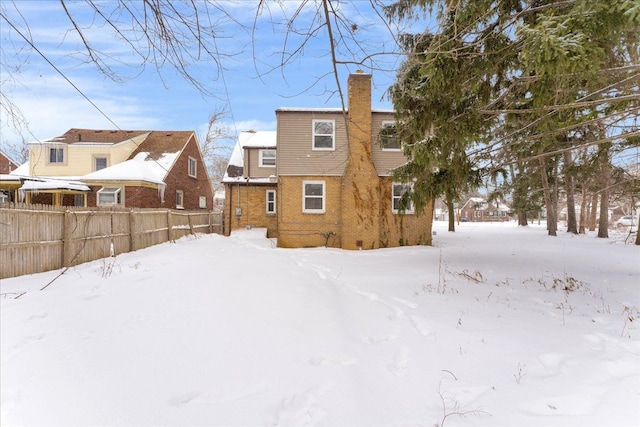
{"left": 4, "top": 129, "right": 213, "bottom": 209}
{"left": 460, "top": 197, "right": 511, "bottom": 222}
{"left": 0, "top": 150, "right": 19, "bottom": 174}
{"left": 0, "top": 150, "right": 21, "bottom": 203}
{"left": 224, "top": 71, "right": 433, "bottom": 249}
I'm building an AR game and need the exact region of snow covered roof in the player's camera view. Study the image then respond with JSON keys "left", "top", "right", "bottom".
{"left": 223, "top": 131, "right": 277, "bottom": 184}
{"left": 239, "top": 131, "right": 276, "bottom": 149}
{"left": 83, "top": 151, "right": 179, "bottom": 185}
{"left": 276, "top": 107, "right": 394, "bottom": 114}
{"left": 19, "top": 178, "right": 90, "bottom": 192}
{"left": 9, "top": 162, "right": 29, "bottom": 176}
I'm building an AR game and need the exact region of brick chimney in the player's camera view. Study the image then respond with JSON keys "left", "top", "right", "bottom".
{"left": 340, "top": 71, "right": 380, "bottom": 249}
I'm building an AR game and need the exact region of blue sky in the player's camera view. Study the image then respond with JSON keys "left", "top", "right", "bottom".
{"left": 1, "top": 1, "right": 426, "bottom": 159}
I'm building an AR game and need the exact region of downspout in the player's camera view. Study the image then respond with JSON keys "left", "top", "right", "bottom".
{"left": 227, "top": 183, "right": 232, "bottom": 236}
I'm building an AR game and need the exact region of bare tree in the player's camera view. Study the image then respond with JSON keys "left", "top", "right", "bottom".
{"left": 198, "top": 108, "right": 233, "bottom": 191}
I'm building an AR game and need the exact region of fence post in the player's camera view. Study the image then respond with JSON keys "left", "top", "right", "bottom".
{"left": 63, "top": 210, "right": 73, "bottom": 267}
{"left": 129, "top": 210, "right": 137, "bottom": 251}
{"left": 167, "top": 210, "right": 173, "bottom": 242}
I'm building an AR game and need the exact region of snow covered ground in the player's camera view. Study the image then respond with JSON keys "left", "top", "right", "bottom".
{"left": 1, "top": 221, "right": 638, "bottom": 426}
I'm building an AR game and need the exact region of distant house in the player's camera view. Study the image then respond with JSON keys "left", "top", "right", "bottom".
{"left": 0, "top": 150, "right": 21, "bottom": 203}
{"left": 2, "top": 129, "right": 213, "bottom": 209}
{"left": 223, "top": 71, "right": 433, "bottom": 249}
{"left": 460, "top": 197, "right": 511, "bottom": 222}
{"left": 0, "top": 150, "right": 19, "bottom": 174}
{"left": 222, "top": 130, "right": 278, "bottom": 237}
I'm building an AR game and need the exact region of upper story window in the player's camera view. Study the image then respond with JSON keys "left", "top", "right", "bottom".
{"left": 259, "top": 149, "right": 276, "bottom": 167}
{"left": 380, "top": 121, "right": 400, "bottom": 151}
{"left": 94, "top": 156, "right": 108, "bottom": 171}
{"left": 392, "top": 183, "right": 414, "bottom": 214}
{"left": 303, "top": 180, "right": 325, "bottom": 213}
{"left": 312, "top": 120, "right": 335, "bottom": 150}
{"left": 97, "top": 187, "right": 122, "bottom": 206}
{"left": 266, "top": 190, "right": 276, "bottom": 214}
{"left": 188, "top": 157, "right": 197, "bottom": 178}
{"left": 48, "top": 146, "right": 65, "bottom": 164}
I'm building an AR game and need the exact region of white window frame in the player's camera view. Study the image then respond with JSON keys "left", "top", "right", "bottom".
{"left": 176, "top": 190, "right": 184, "bottom": 209}
{"left": 199, "top": 196, "right": 207, "bottom": 209}
{"left": 380, "top": 121, "right": 400, "bottom": 151}
{"left": 97, "top": 187, "right": 122, "bottom": 206}
{"left": 188, "top": 157, "right": 197, "bottom": 178}
{"left": 302, "top": 180, "right": 325, "bottom": 213}
{"left": 259, "top": 149, "right": 276, "bottom": 168}
{"left": 312, "top": 119, "right": 335, "bottom": 151}
{"left": 392, "top": 183, "right": 414, "bottom": 214}
{"left": 266, "top": 189, "right": 276, "bottom": 214}
{"left": 47, "top": 145, "right": 66, "bottom": 165}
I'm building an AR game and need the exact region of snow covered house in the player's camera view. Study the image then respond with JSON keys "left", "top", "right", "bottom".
{"left": 459, "top": 197, "right": 511, "bottom": 222}
{"left": 0, "top": 150, "right": 21, "bottom": 203}
{"left": 222, "top": 130, "right": 278, "bottom": 237}
{"left": 223, "top": 71, "right": 433, "bottom": 249}
{"left": 4, "top": 129, "right": 213, "bottom": 209}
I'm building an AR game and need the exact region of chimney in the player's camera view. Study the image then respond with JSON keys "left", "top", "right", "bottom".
{"left": 347, "top": 70, "right": 372, "bottom": 159}
{"left": 340, "top": 71, "right": 380, "bottom": 250}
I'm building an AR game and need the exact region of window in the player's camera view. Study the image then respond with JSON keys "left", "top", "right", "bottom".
{"left": 188, "top": 157, "right": 197, "bottom": 178}
{"left": 392, "top": 183, "right": 414, "bottom": 214}
{"left": 266, "top": 190, "right": 276, "bottom": 214}
{"left": 199, "top": 196, "right": 207, "bottom": 209}
{"left": 303, "top": 181, "right": 325, "bottom": 213}
{"left": 259, "top": 149, "right": 276, "bottom": 167}
{"left": 176, "top": 190, "right": 184, "bottom": 209}
{"left": 48, "top": 146, "right": 65, "bottom": 164}
{"left": 380, "top": 121, "right": 400, "bottom": 150}
{"left": 97, "top": 187, "right": 122, "bottom": 206}
{"left": 94, "top": 156, "right": 108, "bottom": 171}
{"left": 73, "top": 194, "right": 85, "bottom": 207}
{"left": 312, "top": 120, "right": 335, "bottom": 150}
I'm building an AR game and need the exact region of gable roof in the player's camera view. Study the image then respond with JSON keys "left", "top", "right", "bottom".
{"left": 223, "top": 131, "right": 277, "bottom": 183}
{"left": 48, "top": 128, "right": 150, "bottom": 144}
{"left": 83, "top": 151, "right": 179, "bottom": 185}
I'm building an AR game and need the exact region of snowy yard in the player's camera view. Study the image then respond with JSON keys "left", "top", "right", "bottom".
{"left": 1, "top": 221, "right": 638, "bottom": 426}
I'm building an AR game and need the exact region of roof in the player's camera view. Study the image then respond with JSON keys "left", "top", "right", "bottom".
{"left": 223, "top": 131, "right": 277, "bottom": 183}
{"left": 32, "top": 129, "right": 195, "bottom": 162}
{"left": 19, "top": 178, "right": 90, "bottom": 192}
{"left": 276, "top": 107, "right": 394, "bottom": 114}
{"left": 43, "top": 128, "right": 150, "bottom": 144}
{"left": 83, "top": 151, "right": 180, "bottom": 185}
{"left": 239, "top": 130, "right": 277, "bottom": 149}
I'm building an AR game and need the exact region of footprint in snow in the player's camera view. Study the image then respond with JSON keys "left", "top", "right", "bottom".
{"left": 409, "top": 315, "right": 434, "bottom": 337}
{"left": 388, "top": 346, "right": 410, "bottom": 378}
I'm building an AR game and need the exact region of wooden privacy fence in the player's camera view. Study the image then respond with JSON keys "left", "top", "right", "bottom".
{"left": 0, "top": 204, "right": 223, "bottom": 279}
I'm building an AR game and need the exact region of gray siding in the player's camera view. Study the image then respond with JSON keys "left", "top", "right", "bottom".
{"left": 244, "top": 147, "right": 276, "bottom": 178}
{"left": 371, "top": 112, "right": 407, "bottom": 176}
{"left": 276, "top": 111, "right": 348, "bottom": 176}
